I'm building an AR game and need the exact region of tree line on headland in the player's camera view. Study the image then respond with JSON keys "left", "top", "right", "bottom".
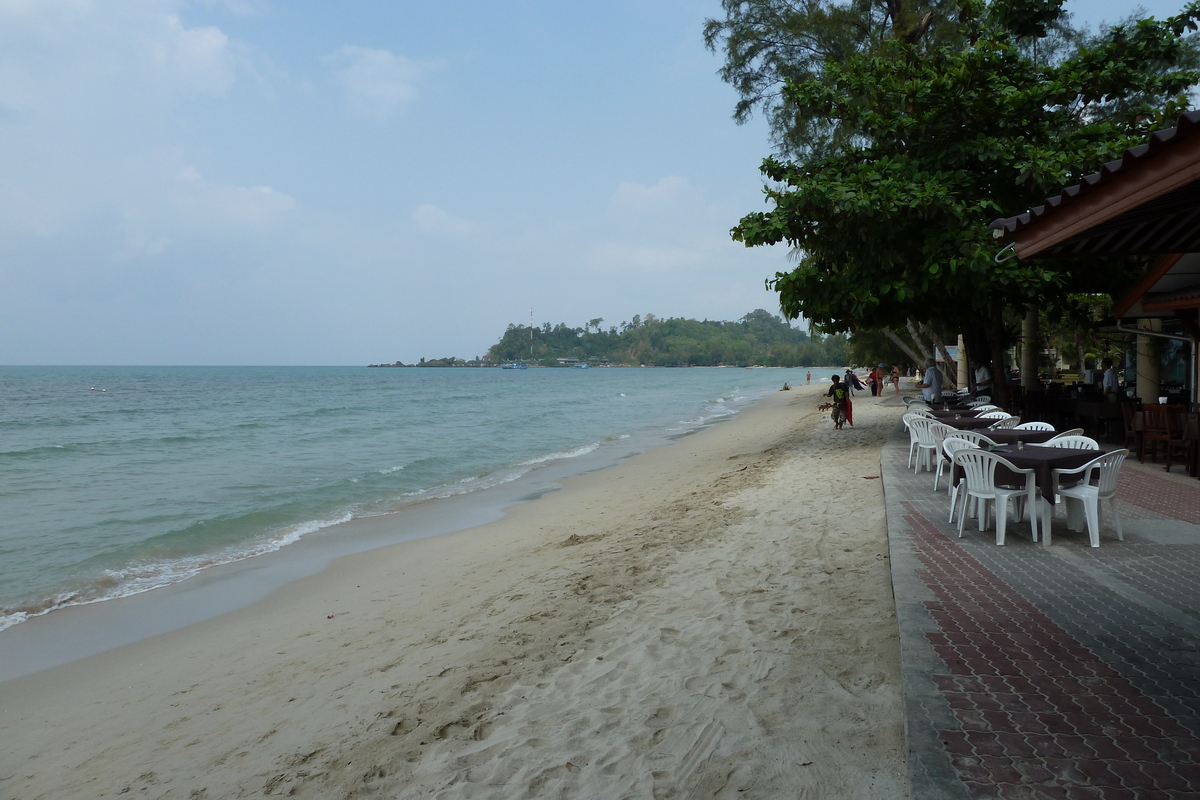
{"left": 368, "top": 309, "right": 849, "bottom": 368}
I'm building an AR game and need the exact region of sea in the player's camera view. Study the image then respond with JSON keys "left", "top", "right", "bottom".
{"left": 0, "top": 365, "right": 843, "bottom": 637}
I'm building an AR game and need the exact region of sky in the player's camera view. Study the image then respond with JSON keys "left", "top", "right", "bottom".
{"left": 0, "top": 0, "right": 1189, "bottom": 365}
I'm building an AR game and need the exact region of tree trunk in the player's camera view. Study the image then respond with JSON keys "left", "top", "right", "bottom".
{"left": 881, "top": 327, "right": 925, "bottom": 367}
{"left": 1020, "top": 304, "right": 1039, "bottom": 392}
{"left": 985, "top": 303, "right": 1011, "bottom": 409}
{"left": 905, "top": 319, "right": 933, "bottom": 361}
{"left": 921, "top": 323, "right": 958, "bottom": 391}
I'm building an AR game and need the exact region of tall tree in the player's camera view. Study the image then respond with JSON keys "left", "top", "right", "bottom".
{"left": 715, "top": 0, "right": 1200, "bottom": 404}
{"left": 704, "top": 0, "right": 963, "bottom": 156}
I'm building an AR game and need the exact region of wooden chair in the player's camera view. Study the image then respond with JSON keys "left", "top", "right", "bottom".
{"left": 1141, "top": 405, "right": 1189, "bottom": 472}
{"left": 1121, "top": 402, "right": 1142, "bottom": 453}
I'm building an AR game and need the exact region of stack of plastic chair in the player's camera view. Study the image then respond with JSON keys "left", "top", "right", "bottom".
{"left": 939, "top": 438, "right": 978, "bottom": 524}
{"left": 902, "top": 414, "right": 924, "bottom": 468}
{"left": 909, "top": 417, "right": 942, "bottom": 473}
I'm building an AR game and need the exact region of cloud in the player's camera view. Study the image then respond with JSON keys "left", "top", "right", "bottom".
{"left": 412, "top": 203, "right": 473, "bottom": 237}
{"left": 608, "top": 176, "right": 692, "bottom": 218}
{"left": 586, "top": 241, "right": 701, "bottom": 273}
{"left": 193, "top": 0, "right": 268, "bottom": 16}
{"left": 324, "top": 45, "right": 429, "bottom": 119}
{"left": 153, "top": 14, "right": 236, "bottom": 96}
{"left": 172, "top": 166, "right": 296, "bottom": 230}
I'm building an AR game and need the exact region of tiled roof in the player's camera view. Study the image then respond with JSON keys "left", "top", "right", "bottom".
{"left": 989, "top": 109, "right": 1200, "bottom": 244}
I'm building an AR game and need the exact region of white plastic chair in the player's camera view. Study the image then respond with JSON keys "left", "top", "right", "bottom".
{"left": 902, "top": 414, "right": 923, "bottom": 467}
{"left": 908, "top": 407, "right": 934, "bottom": 418}
{"left": 953, "top": 449, "right": 1040, "bottom": 545}
{"left": 1050, "top": 449, "right": 1128, "bottom": 547}
{"left": 945, "top": 429, "right": 998, "bottom": 448}
{"left": 928, "top": 421, "right": 953, "bottom": 486}
{"left": 1046, "top": 435, "right": 1099, "bottom": 450}
{"left": 967, "top": 396, "right": 992, "bottom": 406}
{"left": 972, "top": 404, "right": 1001, "bottom": 412}
{"left": 978, "top": 411, "right": 1011, "bottom": 419}
{"left": 909, "top": 417, "right": 942, "bottom": 473}
{"left": 1014, "top": 421, "right": 1055, "bottom": 431}
{"left": 1049, "top": 428, "right": 1084, "bottom": 439}
{"left": 939, "top": 438, "right": 978, "bottom": 523}
{"left": 988, "top": 416, "right": 1020, "bottom": 430}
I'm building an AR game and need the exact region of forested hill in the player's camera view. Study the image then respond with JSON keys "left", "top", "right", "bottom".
{"left": 485, "top": 310, "right": 847, "bottom": 367}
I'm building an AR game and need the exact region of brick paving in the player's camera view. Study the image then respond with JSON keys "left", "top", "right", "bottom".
{"left": 881, "top": 419, "right": 1200, "bottom": 799}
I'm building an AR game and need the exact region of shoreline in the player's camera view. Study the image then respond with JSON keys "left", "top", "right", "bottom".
{"left": 0, "top": 385, "right": 909, "bottom": 799}
{"left": 0, "top": 378, "right": 783, "bottom": 680}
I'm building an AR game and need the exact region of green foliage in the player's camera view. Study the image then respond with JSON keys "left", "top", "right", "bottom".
{"left": 704, "top": 0, "right": 967, "bottom": 156}
{"left": 719, "top": 0, "right": 1200, "bottom": 339}
{"left": 485, "top": 310, "right": 849, "bottom": 367}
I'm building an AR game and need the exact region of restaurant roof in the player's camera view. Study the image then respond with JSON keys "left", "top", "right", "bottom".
{"left": 989, "top": 110, "right": 1200, "bottom": 259}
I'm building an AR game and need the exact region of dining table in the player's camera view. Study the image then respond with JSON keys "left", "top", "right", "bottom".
{"left": 952, "top": 443, "right": 1102, "bottom": 545}
{"left": 989, "top": 444, "right": 1100, "bottom": 505}
{"left": 939, "top": 416, "right": 1002, "bottom": 431}
{"left": 930, "top": 408, "right": 983, "bottom": 419}
{"left": 983, "top": 429, "right": 1059, "bottom": 446}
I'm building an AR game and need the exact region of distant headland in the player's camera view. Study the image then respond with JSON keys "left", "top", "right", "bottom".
{"left": 369, "top": 310, "right": 849, "bottom": 368}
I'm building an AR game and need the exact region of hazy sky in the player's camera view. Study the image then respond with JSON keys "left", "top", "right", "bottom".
{"left": 0, "top": 0, "right": 1187, "bottom": 365}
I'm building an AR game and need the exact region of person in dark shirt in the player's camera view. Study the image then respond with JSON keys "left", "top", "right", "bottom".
{"left": 827, "top": 375, "right": 850, "bottom": 429}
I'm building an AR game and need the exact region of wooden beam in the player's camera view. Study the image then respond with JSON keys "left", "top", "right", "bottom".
{"left": 1113, "top": 253, "right": 1184, "bottom": 317}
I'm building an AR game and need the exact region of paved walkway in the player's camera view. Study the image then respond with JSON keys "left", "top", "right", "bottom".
{"left": 881, "top": 416, "right": 1200, "bottom": 799}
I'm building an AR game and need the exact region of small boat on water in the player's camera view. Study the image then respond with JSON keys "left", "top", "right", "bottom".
{"left": 572, "top": 363, "right": 589, "bottom": 369}
{"left": 502, "top": 361, "right": 529, "bottom": 370}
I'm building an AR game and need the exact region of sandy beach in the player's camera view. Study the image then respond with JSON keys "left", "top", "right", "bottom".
{"left": 0, "top": 385, "right": 908, "bottom": 799}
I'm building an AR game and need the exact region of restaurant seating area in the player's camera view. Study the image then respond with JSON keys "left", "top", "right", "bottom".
{"left": 881, "top": 404, "right": 1200, "bottom": 799}
{"left": 900, "top": 394, "right": 1162, "bottom": 549}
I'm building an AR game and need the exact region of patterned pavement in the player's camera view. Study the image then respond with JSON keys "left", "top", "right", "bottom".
{"left": 881, "top": 418, "right": 1200, "bottom": 799}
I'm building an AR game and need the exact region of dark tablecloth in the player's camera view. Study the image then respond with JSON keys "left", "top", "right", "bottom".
{"left": 941, "top": 416, "right": 1002, "bottom": 431}
{"left": 930, "top": 409, "right": 983, "bottom": 419}
{"left": 953, "top": 444, "right": 1100, "bottom": 504}
{"left": 984, "top": 429, "right": 1059, "bottom": 446}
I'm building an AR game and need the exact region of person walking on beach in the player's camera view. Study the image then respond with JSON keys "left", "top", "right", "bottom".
{"left": 806, "top": 370, "right": 811, "bottom": 385}
{"left": 827, "top": 375, "right": 850, "bottom": 429}
{"left": 891, "top": 365, "right": 901, "bottom": 395}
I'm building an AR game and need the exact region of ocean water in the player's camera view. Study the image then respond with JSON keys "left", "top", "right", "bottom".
{"left": 0, "top": 365, "right": 842, "bottom": 632}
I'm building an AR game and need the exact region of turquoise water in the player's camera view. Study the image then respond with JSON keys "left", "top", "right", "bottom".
{"left": 0, "top": 366, "right": 842, "bottom": 630}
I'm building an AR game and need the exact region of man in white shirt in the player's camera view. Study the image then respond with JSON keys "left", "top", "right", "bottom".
{"left": 971, "top": 358, "right": 992, "bottom": 398}
{"left": 1101, "top": 358, "right": 1119, "bottom": 400}
{"left": 915, "top": 358, "right": 944, "bottom": 403}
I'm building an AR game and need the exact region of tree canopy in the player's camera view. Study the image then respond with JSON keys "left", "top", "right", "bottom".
{"left": 709, "top": 0, "right": 1200, "bottom": 398}
{"left": 485, "top": 310, "right": 849, "bottom": 367}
